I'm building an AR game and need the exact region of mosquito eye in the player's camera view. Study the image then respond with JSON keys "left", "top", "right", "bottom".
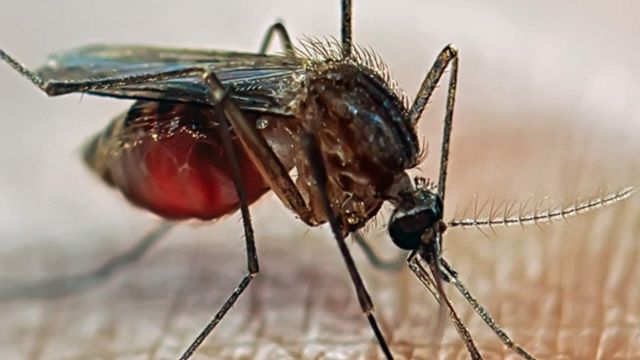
{"left": 388, "top": 194, "right": 443, "bottom": 250}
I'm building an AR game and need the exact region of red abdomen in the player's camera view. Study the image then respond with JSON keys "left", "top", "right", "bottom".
{"left": 84, "top": 101, "right": 278, "bottom": 220}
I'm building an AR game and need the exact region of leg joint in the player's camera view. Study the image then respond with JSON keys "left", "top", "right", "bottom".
{"left": 443, "top": 43, "right": 459, "bottom": 58}
{"left": 248, "top": 260, "right": 260, "bottom": 277}
{"left": 202, "top": 71, "right": 228, "bottom": 104}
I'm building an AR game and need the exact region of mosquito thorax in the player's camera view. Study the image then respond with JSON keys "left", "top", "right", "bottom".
{"left": 387, "top": 185, "right": 444, "bottom": 251}
{"left": 300, "top": 63, "right": 419, "bottom": 170}
{"left": 292, "top": 63, "right": 421, "bottom": 231}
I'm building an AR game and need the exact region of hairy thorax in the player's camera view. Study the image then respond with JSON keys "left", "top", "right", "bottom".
{"left": 290, "top": 63, "right": 419, "bottom": 232}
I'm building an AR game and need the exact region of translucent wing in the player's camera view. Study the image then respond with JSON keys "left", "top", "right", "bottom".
{"left": 37, "top": 45, "right": 307, "bottom": 114}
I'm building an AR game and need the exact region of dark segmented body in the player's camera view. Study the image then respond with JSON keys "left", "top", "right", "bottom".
{"left": 56, "top": 41, "right": 419, "bottom": 229}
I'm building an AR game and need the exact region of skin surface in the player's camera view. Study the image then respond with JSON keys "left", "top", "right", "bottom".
{"left": 0, "top": 1, "right": 638, "bottom": 358}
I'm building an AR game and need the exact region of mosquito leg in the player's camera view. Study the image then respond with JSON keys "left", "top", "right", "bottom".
{"left": 0, "top": 49, "right": 45, "bottom": 89}
{"left": 407, "top": 44, "right": 459, "bottom": 203}
{"left": 259, "top": 22, "right": 295, "bottom": 55}
{"left": 407, "top": 250, "right": 482, "bottom": 359}
{"left": 341, "top": 0, "right": 353, "bottom": 58}
{"left": 0, "top": 49, "right": 205, "bottom": 96}
{"left": 407, "top": 45, "right": 536, "bottom": 360}
{"left": 178, "top": 88, "right": 260, "bottom": 360}
{"left": 201, "top": 71, "right": 315, "bottom": 225}
{"left": 352, "top": 231, "right": 406, "bottom": 271}
{"left": 0, "top": 222, "right": 174, "bottom": 301}
{"left": 428, "top": 253, "right": 482, "bottom": 359}
{"left": 300, "top": 132, "right": 394, "bottom": 359}
{"left": 440, "top": 258, "right": 537, "bottom": 360}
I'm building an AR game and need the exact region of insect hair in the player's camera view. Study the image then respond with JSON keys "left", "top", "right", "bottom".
{"left": 449, "top": 187, "right": 635, "bottom": 230}
{"left": 295, "top": 36, "right": 409, "bottom": 110}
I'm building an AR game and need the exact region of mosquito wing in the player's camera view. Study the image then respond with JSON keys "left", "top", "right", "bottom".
{"left": 37, "top": 44, "right": 307, "bottom": 114}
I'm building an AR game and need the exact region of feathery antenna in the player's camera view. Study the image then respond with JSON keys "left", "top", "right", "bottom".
{"left": 449, "top": 187, "right": 635, "bottom": 229}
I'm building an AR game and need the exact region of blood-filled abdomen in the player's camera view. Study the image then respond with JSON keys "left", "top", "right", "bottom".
{"left": 83, "top": 101, "right": 294, "bottom": 220}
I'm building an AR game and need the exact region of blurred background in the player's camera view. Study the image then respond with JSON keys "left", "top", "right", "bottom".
{"left": 0, "top": 0, "right": 638, "bottom": 359}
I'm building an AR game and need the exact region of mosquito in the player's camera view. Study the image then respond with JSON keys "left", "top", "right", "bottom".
{"left": 0, "top": 1, "right": 634, "bottom": 359}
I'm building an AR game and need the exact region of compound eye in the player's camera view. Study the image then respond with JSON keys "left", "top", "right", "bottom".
{"left": 388, "top": 192, "right": 443, "bottom": 251}
{"left": 388, "top": 207, "right": 440, "bottom": 250}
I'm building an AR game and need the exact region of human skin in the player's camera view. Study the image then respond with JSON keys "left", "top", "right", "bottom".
{"left": 0, "top": 1, "right": 638, "bottom": 358}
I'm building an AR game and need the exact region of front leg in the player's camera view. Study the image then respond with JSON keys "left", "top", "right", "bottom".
{"left": 0, "top": 48, "right": 205, "bottom": 96}
{"left": 408, "top": 44, "right": 459, "bottom": 203}
{"left": 300, "top": 132, "right": 394, "bottom": 360}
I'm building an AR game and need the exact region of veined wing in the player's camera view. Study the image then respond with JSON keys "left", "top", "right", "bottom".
{"left": 37, "top": 44, "right": 307, "bottom": 114}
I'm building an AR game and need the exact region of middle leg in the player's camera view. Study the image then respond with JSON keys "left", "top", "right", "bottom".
{"left": 178, "top": 87, "right": 261, "bottom": 360}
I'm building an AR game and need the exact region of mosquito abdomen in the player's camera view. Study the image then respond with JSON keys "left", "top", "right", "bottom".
{"left": 83, "top": 101, "right": 281, "bottom": 220}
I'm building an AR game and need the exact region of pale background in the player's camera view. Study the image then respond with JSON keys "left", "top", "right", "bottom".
{"left": 0, "top": 1, "right": 638, "bottom": 359}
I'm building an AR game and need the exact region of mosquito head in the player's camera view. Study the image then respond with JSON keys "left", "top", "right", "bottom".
{"left": 387, "top": 178, "right": 445, "bottom": 251}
